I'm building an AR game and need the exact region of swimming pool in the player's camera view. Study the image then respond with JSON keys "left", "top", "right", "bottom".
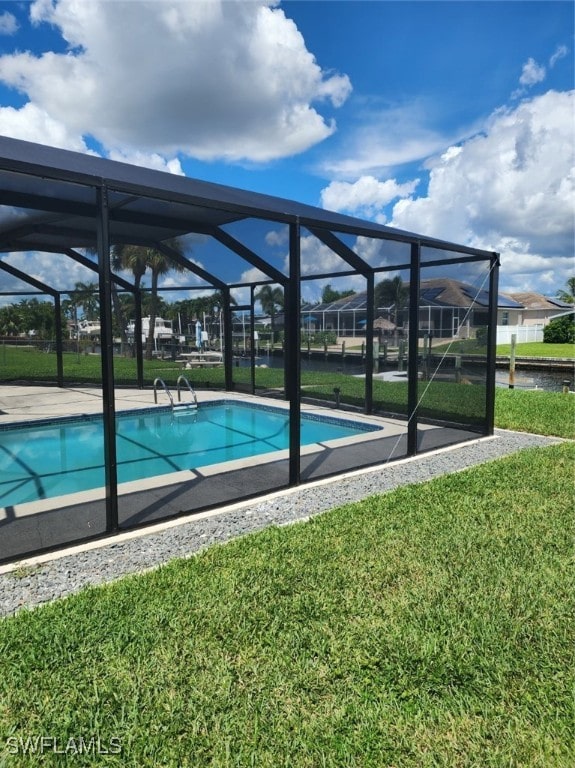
{"left": 0, "top": 400, "right": 382, "bottom": 507}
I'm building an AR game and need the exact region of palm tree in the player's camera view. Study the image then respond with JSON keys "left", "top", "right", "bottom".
{"left": 111, "top": 244, "right": 149, "bottom": 342}
{"left": 0, "top": 304, "right": 21, "bottom": 336}
{"left": 255, "top": 284, "right": 284, "bottom": 344}
{"left": 556, "top": 277, "right": 575, "bottom": 305}
{"left": 71, "top": 281, "right": 99, "bottom": 321}
{"left": 111, "top": 241, "right": 186, "bottom": 359}
{"left": 144, "top": 244, "right": 186, "bottom": 360}
{"left": 375, "top": 276, "right": 408, "bottom": 326}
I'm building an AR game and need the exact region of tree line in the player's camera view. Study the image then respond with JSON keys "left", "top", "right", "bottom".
{"left": 0, "top": 270, "right": 412, "bottom": 349}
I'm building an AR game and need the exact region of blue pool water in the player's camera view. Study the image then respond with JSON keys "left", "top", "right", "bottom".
{"left": 0, "top": 401, "right": 382, "bottom": 507}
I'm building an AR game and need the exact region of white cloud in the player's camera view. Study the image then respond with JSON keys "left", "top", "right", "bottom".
{"left": 0, "top": 102, "right": 91, "bottom": 152}
{"left": 549, "top": 45, "right": 568, "bottom": 68}
{"left": 389, "top": 90, "right": 575, "bottom": 292}
{"left": 265, "top": 228, "right": 289, "bottom": 248}
{"left": 319, "top": 100, "right": 475, "bottom": 178}
{"left": 0, "top": 0, "right": 351, "bottom": 162}
{"left": 107, "top": 149, "right": 184, "bottom": 176}
{"left": 0, "top": 11, "right": 18, "bottom": 35}
{"left": 1, "top": 251, "right": 98, "bottom": 292}
{"left": 519, "top": 57, "right": 546, "bottom": 87}
{"left": 320, "top": 175, "right": 420, "bottom": 221}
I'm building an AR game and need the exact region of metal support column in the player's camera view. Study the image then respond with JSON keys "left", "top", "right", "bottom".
{"left": 365, "top": 272, "right": 374, "bottom": 414}
{"left": 288, "top": 222, "right": 301, "bottom": 486}
{"left": 54, "top": 293, "right": 64, "bottom": 387}
{"left": 485, "top": 253, "right": 500, "bottom": 436}
{"left": 249, "top": 286, "right": 256, "bottom": 395}
{"left": 96, "top": 184, "right": 119, "bottom": 532}
{"left": 407, "top": 242, "right": 421, "bottom": 456}
{"left": 134, "top": 289, "right": 144, "bottom": 388}
{"left": 223, "top": 286, "right": 234, "bottom": 391}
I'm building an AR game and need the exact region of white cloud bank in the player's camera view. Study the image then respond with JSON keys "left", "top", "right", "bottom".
{"left": 321, "top": 175, "right": 419, "bottom": 223}
{"left": 0, "top": 0, "right": 351, "bottom": 164}
{"left": 321, "top": 90, "right": 574, "bottom": 293}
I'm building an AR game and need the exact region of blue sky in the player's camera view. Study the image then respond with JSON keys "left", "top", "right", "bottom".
{"left": 0, "top": 0, "right": 573, "bottom": 303}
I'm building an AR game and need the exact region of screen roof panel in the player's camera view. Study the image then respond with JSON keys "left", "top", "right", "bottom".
{"left": 0, "top": 136, "right": 496, "bottom": 259}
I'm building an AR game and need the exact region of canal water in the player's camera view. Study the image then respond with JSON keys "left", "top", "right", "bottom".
{"left": 494, "top": 368, "right": 573, "bottom": 391}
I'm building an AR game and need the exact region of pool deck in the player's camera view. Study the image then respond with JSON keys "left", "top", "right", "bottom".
{"left": 0, "top": 384, "right": 187, "bottom": 424}
{"left": 0, "top": 384, "right": 399, "bottom": 428}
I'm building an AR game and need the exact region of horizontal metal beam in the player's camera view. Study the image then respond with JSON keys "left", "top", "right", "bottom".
{"left": 0, "top": 258, "right": 57, "bottom": 296}
{"left": 111, "top": 207, "right": 214, "bottom": 236}
{"left": 306, "top": 227, "right": 370, "bottom": 277}
{"left": 212, "top": 228, "right": 287, "bottom": 285}
{"left": 418, "top": 253, "right": 491, "bottom": 269}
{"left": 154, "top": 241, "right": 226, "bottom": 290}
{"left": 0, "top": 190, "right": 96, "bottom": 219}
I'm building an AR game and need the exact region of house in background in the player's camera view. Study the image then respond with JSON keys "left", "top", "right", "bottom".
{"left": 499, "top": 292, "right": 572, "bottom": 326}
{"left": 301, "top": 278, "right": 522, "bottom": 340}
{"left": 417, "top": 278, "right": 523, "bottom": 339}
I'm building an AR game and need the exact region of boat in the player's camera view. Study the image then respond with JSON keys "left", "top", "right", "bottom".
{"left": 126, "top": 317, "right": 175, "bottom": 344}
{"left": 78, "top": 319, "right": 101, "bottom": 338}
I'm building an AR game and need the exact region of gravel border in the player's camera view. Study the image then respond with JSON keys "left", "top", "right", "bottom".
{"left": 0, "top": 429, "right": 562, "bottom": 618}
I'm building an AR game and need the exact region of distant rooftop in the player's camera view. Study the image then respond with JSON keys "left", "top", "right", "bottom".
{"left": 502, "top": 292, "right": 573, "bottom": 311}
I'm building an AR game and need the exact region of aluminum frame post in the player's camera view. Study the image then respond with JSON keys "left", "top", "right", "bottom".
{"left": 54, "top": 293, "right": 64, "bottom": 387}
{"left": 407, "top": 242, "right": 421, "bottom": 456}
{"left": 485, "top": 253, "right": 500, "bottom": 436}
{"left": 365, "top": 272, "right": 374, "bottom": 414}
{"left": 96, "top": 184, "right": 119, "bottom": 532}
{"left": 249, "top": 286, "right": 256, "bottom": 395}
{"left": 223, "top": 286, "right": 234, "bottom": 390}
{"left": 288, "top": 221, "right": 301, "bottom": 486}
{"left": 134, "top": 288, "right": 144, "bottom": 388}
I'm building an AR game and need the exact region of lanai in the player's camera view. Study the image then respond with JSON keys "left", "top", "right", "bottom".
{"left": 0, "top": 135, "right": 499, "bottom": 562}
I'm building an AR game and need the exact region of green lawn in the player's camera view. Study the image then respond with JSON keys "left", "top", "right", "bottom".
{"left": 495, "top": 389, "right": 575, "bottom": 438}
{"left": 495, "top": 342, "right": 575, "bottom": 359}
{"left": 0, "top": 443, "right": 573, "bottom": 766}
{"left": 0, "top": 349, "right": 573, "bottom": 765}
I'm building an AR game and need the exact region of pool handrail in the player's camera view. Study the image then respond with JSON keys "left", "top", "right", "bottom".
{"left": 153, "top": 377, "right": 174, "bottom": 409}
{"left": 176, "top": 375, "right": 198, "bottom": 409}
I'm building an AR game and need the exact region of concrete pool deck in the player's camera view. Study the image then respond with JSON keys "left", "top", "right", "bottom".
{"left": 0, "top": 384, "right": 404, "bottom": 430}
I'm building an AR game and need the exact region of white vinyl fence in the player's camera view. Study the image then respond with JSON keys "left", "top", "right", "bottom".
{"left": 496, "top": 324, "right": 544, "bottom": 345}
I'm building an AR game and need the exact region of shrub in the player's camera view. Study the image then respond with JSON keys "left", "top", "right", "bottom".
{"left": 543, "top": 314, "right": 575, "bottom": 344}
{"left": 306, "top": 330, "right": 337, "bottom": 346}
{"left": 475, "top": 326, "right": 488, "bottom": 346}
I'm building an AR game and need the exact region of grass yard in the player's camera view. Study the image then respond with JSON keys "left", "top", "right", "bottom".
{"left": 495, "top": 389, "right": 575, "bottom": 438}
{"left": 495, "top": 342, "right": 575, "bottom": 359}
{"left": 0, "top": 442, "right": 573, "bottom": 767}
